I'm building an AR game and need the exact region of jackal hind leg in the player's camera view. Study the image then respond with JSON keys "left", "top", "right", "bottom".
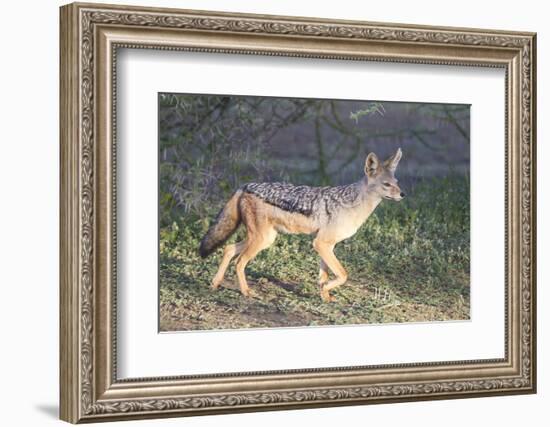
{"left": 211, "top": 240, "right": 246, "bottom": 290}
{"left": 235, "top": 228, "right": 277, "bottom": 297}
{"left": 318, "top": 259, "right": 330, "bottom": 286}
{"left": 313, "top": 238, "right": 348, "bottom": 302}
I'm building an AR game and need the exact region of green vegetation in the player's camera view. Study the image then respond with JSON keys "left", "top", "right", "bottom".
{"left": 159, "top": 175, "right": 470, "bottom": 331}
{"left": 158, "top": 94, "right": 471, "bottom": 331}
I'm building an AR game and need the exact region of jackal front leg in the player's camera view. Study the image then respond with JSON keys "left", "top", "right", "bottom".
{"left": 313, "top": 239, "right": 348, "bottom": 302}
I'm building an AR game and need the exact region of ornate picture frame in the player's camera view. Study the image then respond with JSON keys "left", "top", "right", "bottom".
{"left": 60, "top": 2, "right": 536, "bottom": 423}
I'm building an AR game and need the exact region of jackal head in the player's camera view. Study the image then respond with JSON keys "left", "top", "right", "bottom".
{"left": 364, "top": 148, "right": 404, "bottom": 201}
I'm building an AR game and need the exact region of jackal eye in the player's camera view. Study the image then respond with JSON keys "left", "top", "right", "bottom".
{"left": 383, "top": 182, "right": 391, "bottom": 187}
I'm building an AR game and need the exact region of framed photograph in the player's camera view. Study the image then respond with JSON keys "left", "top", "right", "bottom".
{"left": 60, "top": 2, "right": 537, "bottom": 423}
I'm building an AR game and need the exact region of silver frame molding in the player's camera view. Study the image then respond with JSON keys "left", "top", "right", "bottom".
{"left": 60, "top": 2, "right": 536, "bottom": 423}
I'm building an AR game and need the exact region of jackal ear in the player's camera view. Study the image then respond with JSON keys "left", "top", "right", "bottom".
{"left": 365, "top": 152, "right": 380, "bottom": 177}
{"left": 384, "top": 148, "right": 402, "bottom": 172}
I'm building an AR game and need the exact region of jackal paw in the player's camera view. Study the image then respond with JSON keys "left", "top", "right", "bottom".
{"left": 240, "top": 287, "right": 257, "bottom": 298}
{"left": 321, "top": 290, "right": 336, "bottom": 303}
{"left": 211, "top": 277, "right": 223, "bottom": 290}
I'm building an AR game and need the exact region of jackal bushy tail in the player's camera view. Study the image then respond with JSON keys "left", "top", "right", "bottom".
{"left": 199, "top": 190, "right": 242, "bottom": 258}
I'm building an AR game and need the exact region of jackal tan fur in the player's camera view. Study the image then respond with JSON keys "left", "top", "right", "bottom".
{"left": 199, "top": 149, "right": 404, "bottom": 302}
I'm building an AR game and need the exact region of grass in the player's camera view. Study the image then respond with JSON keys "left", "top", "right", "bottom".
{"left": 159, "top": 175, "right": 470, "bottom": 331}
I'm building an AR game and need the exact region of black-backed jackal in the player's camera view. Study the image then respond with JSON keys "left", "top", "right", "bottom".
{"left": 199, "top": 149, "right": 404, "bottom": 302}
